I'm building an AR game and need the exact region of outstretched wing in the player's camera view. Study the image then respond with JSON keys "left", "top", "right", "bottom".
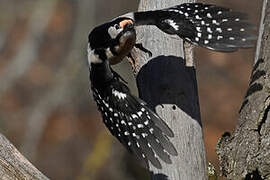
{"left": 91, "top": 78, "right": 177, "bottom": 169}
{"left": 132, "top": 3, "right": 256, "bottom": 52}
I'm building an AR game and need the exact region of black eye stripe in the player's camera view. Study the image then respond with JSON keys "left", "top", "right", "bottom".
{"left": 114, "top": 24, "right": 121, "bottom": 29}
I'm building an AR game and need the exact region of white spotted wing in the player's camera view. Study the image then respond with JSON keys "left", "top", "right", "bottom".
{"left": 134, "top": 3, "right": 256, "bottom": 52}
{"left": 91, "top": 79, "right": 177, "bottom": 169}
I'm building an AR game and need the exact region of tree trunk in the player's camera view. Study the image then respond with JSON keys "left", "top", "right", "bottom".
{"left": 216, "top": 1, "right": 270, "bottom": 179}
{"left": 0, "top": 134, "right": 49, "bottom": 180}
{"left": 133, "top": 0, "right": 208, "bottom": 179}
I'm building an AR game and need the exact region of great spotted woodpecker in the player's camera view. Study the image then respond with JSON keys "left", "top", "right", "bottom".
{"left": 88, "top": 3, "right": 255, "bottom": 169}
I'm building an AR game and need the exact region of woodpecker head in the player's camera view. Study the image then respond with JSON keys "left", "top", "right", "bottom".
{"left": 88, "top": 17, "right": 136, "bottom": 65}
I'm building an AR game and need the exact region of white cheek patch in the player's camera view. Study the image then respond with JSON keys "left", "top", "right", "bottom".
{"left": 108, "top": 26, "right": 123, "bottom": 39}
{"left": 87, "top": 43, "right": 102, "bottom": 65}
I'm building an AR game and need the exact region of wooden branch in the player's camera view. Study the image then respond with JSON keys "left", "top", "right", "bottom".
{"left": 216, "top": 1, "right": 270, "bottom": 179}
{"left": 0, "top": 133, "right": 49, "bottom": 180}
{"left": 133, "top": 0, "right": 207, "bottom": 179}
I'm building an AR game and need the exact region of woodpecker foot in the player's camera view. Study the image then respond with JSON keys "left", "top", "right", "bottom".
{"left": 135, "top": 43, "right": 152, "bottom": 57}
{"left": 127, "top": 52, "right": 137, "bottom": 70}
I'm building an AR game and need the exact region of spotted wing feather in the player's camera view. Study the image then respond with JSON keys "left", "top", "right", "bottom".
{"left": 134, "top": 3, "right": 256, "bottom": 52}
{"left": 170, "top": 3, "right": 256, "bottom": 51}
{"left": 91, "top": 78, "right": 177, "bottom": 169}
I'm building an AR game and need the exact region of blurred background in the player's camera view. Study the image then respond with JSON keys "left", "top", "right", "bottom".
{"left": 0, "top": 0, "right": 261, "bottom": 179}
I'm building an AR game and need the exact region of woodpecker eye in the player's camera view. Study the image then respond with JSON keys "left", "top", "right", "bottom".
{"left": 114, "top": 24, "right": 121, "bottom": 30}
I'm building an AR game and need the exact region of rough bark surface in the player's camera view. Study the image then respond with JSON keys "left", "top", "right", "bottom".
{"left": 133, "top": 0, "right": 208, "bottom": 179}
{"left": 216, "top": 0, "right": 270, "bottom": 179}
{"left": 0, "top": 134, "right": 49, "bottom": 180}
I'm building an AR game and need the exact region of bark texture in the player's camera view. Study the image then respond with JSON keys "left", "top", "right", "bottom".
{"left": 133, "top": 0, "right": 208, "bottom": 179}
{"left": 216, "top": 0, "right": 270, "bottom": 179}
{"left": 0, "top": 134, "right": 49, "bottom": 180}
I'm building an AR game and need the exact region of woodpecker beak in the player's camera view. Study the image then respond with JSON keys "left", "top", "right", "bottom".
{"left": 120, "top": 19, "right": 134, "bottom": 29}
{"left": 123, "top": 23, "right": 135, "bottom": 37}
{"left": 114, "top": 19, "right": 135, "bottom": 41}
{"left": 124, "top": 23, "right": 134, "bottom": 31}
{"left": 120, "top": 22, "right": 135, "bottom": 43}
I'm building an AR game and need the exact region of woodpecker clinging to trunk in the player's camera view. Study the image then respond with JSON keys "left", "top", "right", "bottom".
{"left": 87, "top": 3, "right": 256, "bottom": 169}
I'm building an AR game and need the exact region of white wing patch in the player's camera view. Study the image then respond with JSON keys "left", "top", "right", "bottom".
{"left": 112, "top": 89, "right": 127, "bottom": 100}
{"left": 165, "top": 19, "right": 179, "bottom": 30}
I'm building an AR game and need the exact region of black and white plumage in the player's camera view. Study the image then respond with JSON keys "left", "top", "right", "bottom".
{"left": 87, "top": 3, "right": 255, "bottom": 169}
{"left": 129, "top": 3, "right": 256, "bottom": 52}
{"left": 88, "top": 3, "right": 256, "bottom": 66}
{"left": 90, "top": 62, "right": 177, "bottom": 169}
